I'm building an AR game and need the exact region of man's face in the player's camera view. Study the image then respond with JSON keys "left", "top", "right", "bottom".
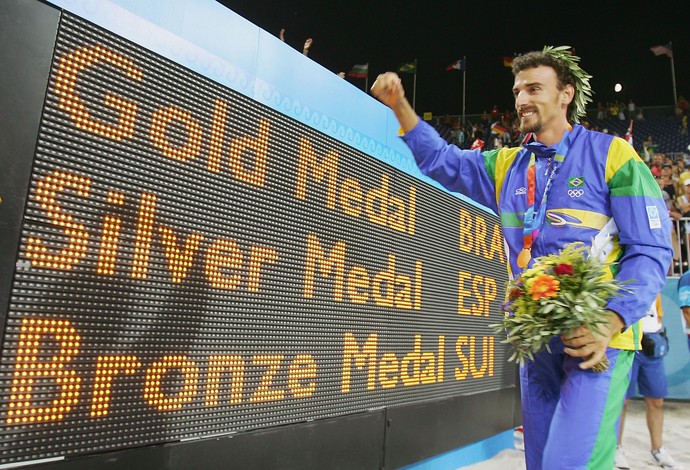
{"left": 513, "top": 66, "right": 571, "bottom": 134}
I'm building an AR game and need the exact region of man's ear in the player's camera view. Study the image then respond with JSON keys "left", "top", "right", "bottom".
{"left": 562, "top": 84, "right": 575, "bottom": 106}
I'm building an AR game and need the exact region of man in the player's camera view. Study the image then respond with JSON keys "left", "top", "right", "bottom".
{"left": 370, "top": 47, "right": 672, "bottom": 469}
{"left": 615, "top": 296, "right": 681, "bottom": 469}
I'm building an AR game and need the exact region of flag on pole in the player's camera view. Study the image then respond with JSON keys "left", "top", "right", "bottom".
{"left": 398, "top": 60, "right": 417, "bottom": 74}
{"left": 347, "top": 63, "right": 369, "bottom": 78}
{"left": 491, "top": 122, "right": 509, "bottom": 135}
{"left": 624, "top": 119, "right": 634, "bottom": 146}
{"left": 446, "top": 59, "right": 465, "bottom": 71}
{"left": 503, "top": 56, "right": 514, "bottom": 67}
{"left": 650, "top": 43, "right": 673, "bottom": 58}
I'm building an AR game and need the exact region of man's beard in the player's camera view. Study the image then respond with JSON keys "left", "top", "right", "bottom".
{"left": 519, "top": 117, "right": 542, "bottom": 134}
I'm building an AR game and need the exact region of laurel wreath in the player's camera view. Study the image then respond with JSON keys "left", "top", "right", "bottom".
{"left": 543, "top": 45, "right": 593, "bottom": 123}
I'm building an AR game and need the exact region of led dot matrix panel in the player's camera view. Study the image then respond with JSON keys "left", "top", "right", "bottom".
{"left": 0, "top": 12, "right": 510, "bottom": 466}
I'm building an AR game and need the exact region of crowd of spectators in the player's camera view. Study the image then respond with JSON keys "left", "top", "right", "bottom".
{"left": 596, "top": 100, "right": 641, "bottom": 121}
{"left": 644, "top": 147, "right": 690, "bottom": 274}
{"left": 441, "top": 107, "right": 523, "bottom": 151}
{"left": 440, "top": 107, "right": 631, "bottom": 153}
{"left": 434, "top": 101, "right": 690, "bottom": 276}
{"left": 437, "top": 95, "right": 690, "bottom": 154}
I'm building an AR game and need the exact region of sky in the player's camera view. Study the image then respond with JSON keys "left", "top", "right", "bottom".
{"left": 217, "top": 0, "right": 688, "bottom": 118}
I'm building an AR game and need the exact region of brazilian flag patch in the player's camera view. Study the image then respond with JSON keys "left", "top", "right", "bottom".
{"left": 568, "top": 176, "right": 585, "bottom": 188}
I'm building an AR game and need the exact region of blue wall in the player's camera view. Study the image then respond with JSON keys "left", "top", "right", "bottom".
{"left": 659, "top": 279, "right": 690, "bottom": 399}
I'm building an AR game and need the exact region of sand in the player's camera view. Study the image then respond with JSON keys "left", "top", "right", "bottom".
{"left": 457, "top": 399, "right": 690, "bottom": 469}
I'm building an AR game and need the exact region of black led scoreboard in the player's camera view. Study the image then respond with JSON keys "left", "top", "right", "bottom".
{"left": 0, "top": 1, "right": 518, "bottom": 468}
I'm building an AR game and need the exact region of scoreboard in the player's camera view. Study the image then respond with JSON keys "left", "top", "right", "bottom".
{"left": 0, "top": 1, "right": 516, "bottom": 468}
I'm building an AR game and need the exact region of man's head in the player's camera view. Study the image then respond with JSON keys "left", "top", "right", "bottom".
{"left": 512, "top": 47, "right": 592, "bottom": 128}
{"left": 512, "top": 57, "right": 574, "bottom": 136}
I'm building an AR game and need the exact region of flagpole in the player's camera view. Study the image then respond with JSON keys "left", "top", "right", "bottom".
{"left": 412, "top": 58, "right": 417, "bottom": 111}
{"left": 462, "top": 56, "right": 466, "bottom": 127}
{"left": 669, "top": 42, "right": 677, "bottom": 105}
{"left": 365, "top": 63, "right": 369, "bottom": 92}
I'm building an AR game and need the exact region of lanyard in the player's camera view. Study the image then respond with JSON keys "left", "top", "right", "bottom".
{"left": 516, "top": 129, "right": 572, "bottom": 269}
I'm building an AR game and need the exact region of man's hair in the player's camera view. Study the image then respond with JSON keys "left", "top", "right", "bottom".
{"left": 511, "top": 47, "right": 592, "bottom": 123}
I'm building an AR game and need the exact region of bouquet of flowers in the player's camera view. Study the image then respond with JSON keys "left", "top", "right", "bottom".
{"left": 491, "top": 241, "right": 626, "bottom": 370}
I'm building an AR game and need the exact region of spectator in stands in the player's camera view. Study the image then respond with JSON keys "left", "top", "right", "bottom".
{"left": 501, "top": 128, "right": 512, "bottom": 147}
{"left": 615, "top": 296, "right": 681, "bottom": 469}
{"left": 678, "top": 169, "right": 690, "bottom": 188}
{"left": 628, "top": 99, "right": 636, "bottom": 120}
{"left": 481, "top": 110, "right": 490, "bottom": 125}
{"left": 511, "top": 120, "right": 523, "bottom": 144}
{"left": 661, "top": 161, "right": 677, "bottom": 200}
{"left": 676, "top": 179, "right": 690, "bottom": 267}
{"left": 672, "top": 168, "right": 683, "bottom": 198}
{"left": 370, "top": 47, "right": 671, "bottom": 470}
{"left": 609, "top": 101, "right": 619, "bottom": 119}
{"left": 455, "top": 126, "right": 466, "bottom": 148}
{"left": 502, "top": 109, "right": 512, "bottom": 129}
{"left": 470, "top": 129, "right": 484, "bottom": 150}
{"left": 676, "top": 179, "right": 690, "bottom": 214}
{"left": 643, "top": 135, "right": 656, "bottom": 164}
{"left": 490, "top": 104, "right": 500, "bottom": 122}
{"left": 678, "top": 158, "right": 689, "bottom": 182}
{"left": 597, "top": 101, "right": 606, "bottom": 119}
{"left": 469, "top": 123, "right": 478, "bottom": 143}
{"left": 669, "top": 198, "right": 683, "bottom": 268}
{"left": 650, "top": 153, "right": 663, "bottom": 177}
{"left": 618, "top": 102, "right": 626, "bottom": 121}
{"left": 676, "top": 95, "right": 689, "bottom": 116}
{"left": 658, "top": 176, "right": 682, "bottom": 269}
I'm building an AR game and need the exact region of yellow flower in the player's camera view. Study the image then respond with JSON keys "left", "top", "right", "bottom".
{"left": 528, "top": 274, "right": 560, "bottom": 300}
{"left": 522, "top": 266, "right": 545, "bottom": 280}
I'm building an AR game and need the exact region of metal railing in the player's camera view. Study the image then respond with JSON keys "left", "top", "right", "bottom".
{"left": 668, "top": 217, "right": 690, "bottom": 278}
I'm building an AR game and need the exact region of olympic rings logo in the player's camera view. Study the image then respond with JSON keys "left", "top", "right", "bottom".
{"left": 568, "top": 189, "right": 584, "bottom": 198}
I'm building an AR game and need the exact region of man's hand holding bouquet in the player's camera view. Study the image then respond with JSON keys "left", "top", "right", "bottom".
{"left": 492, "top": 241, "right": 627, "bottom": 372}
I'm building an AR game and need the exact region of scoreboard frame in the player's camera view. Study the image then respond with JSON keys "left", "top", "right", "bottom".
{"left": 0, "top": 1, "right": 519, "bottom": 468}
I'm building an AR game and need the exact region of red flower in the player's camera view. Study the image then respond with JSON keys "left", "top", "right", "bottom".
{"left": 509, "top": 288, "right": 523, "bottom": 300}
{"left": 553, "top": 263, "right": 574, "bottom": 276}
